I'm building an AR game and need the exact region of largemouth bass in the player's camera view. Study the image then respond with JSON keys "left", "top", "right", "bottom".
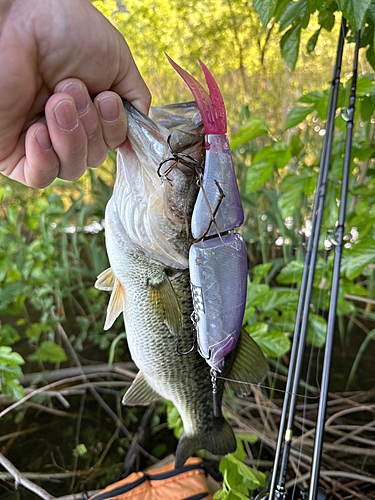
{"left": 96, "top": 101, "right": 267, "bottom": 467}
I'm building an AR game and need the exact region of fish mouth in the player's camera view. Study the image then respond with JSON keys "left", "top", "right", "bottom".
{"left": 108, "top": 100, "right": 205, "bottom": 269}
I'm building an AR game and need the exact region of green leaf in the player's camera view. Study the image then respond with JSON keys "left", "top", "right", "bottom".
{"left": 213, "top": 490, "right": 225, "bottom": 499}
{"left": 8, "top": 204, "right": 20, "bottom": 225}
{"left": 280, "top": 23, "right": 301, "bottom": 71}
{"left": 0, "top": 282, "right": 24, "bottom": 311}
{"left": 342, "top": 282, "right": 369, "bottom": 297}
{"left": 253, "top": 0, "right": 277, "bottom": 26}
{"left": 25, "top": 323, "right": 53, "bottom": 340}
{"left": 0, "top": 364, "right": 23, "bottom": 382}
{"left": 246, "top": 161, "right": 272, "bottom": 192}
{"left": 233, "top": 437, "right": 246, "bottom": 461}
{"left": 360, "top": 95, "right": 375, "bottom": 121}
{"left": 245, "top": 322, "right": 268, "bottom": 337}
{"left": 280, "top": 172, "right": 306, "bottom": 191}
{"left": 259, "top": 290, "right": 299, "bottom": 314}
{"left": 277, "top": 260, "right": 304, "bottom": 284}
{"left": 223, "top": 491, "right": 249, "bottom": 500}
{"left": 307, "top": 314, "right": 327, "bottom": 347}
{"left": 243, "top": 305, "right": 256, "bottom": 323}
{"left": 285, "top": 106, "right": 314, "bottom": 130}
{"left": 222, "top": 455, "right": 267, "bottom": 491}
{"left": 253, "top": 144, "right": 292, "bottom": 168}
{"left": 230, "top": 116, "right": 268, "bottom": 149}
{"left": 0, "top": 347, "right": 25, "bottom": 366}
{"left": 298, "top": 90, "right": 325, "bottom": 104}
{"left": 367, "top": 48, "right": 375, "bottom": 71}
{"left": 337, "top": 0, "right": 371, "bottom": 31}
{"left": 73, "top": 444, "right": 88, "bottom": 457}
{"left": 279, "top": 0, "right": 308, "bottom": 31}
{"left": 307, "top": 29, "right": 320, "bottom": 53}
{"left": 298, "top": 89, "right": 330, "bottom": 120}
{"left": 247, "top": 282, "right": 270, "bottom": 307}
{"left": 352, "top": 76, "right": 374, "bottom": 97}
{"left": 253, "top": 263, "right": 273, "bottom": 284}
{"left": 2, "top": 379, "right": 24, "bottom": 400}
{"left": 336, "top": 298, "right": 356, "bottom": 316}
{"left": 278, "top": 183, "right": 305, "bottom": 218}
{"left": 35, "top": 342, "right": 67, "bottom": 363}
{"left": 319, "top": 9, "right": 335, "bottom": 31}
{"left": 303, "top": 174, "right": 318, "bottom": 196}
{"left": 236, "top": 433, "right": 259, "bottom": 444}
{"left": 0, "top": 324, "right": 20, "bottom": 346}
{"left": 341, "top": 239, "right": 375, "bottom": 279}
{"left": 219, "top": 456, "right": 248, "bottom": 496}
{"left": 247, "top": 325, "right": 291, "bottom": 357}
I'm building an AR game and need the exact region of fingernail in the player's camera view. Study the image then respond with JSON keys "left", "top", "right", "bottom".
{"left": 54, "top": 100, "right": 79, "bottom": 131}
{"left": 97, "top": 96, "right": 120, "bottom": 123}
{"left": 36, "top": 126, "right": 52, "bottom": 151}
{"left": 61, "top": 82, "right": 89, "bottom": 116}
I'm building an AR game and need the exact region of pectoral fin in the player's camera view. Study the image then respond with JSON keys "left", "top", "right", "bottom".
{"left": 104, "top": 278, "right": 126, "bottom": 330}
{"left": 95, "top": 267, "right": 116, "bottom": 291}
{"left": 227, "top": 328, "right": 268, "bottom": 396}
{"left": 122, "top": 371, "right": 161, "bottom": 406}
{"left": 149, "top": 272, "right": 182, "bottom": 336}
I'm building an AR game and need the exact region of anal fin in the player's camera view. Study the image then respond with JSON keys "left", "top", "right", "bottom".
{"left": 122, "top": 371, "right": 161, "bottom": 406}
{"left": 227, "top": 328, "right": 268, "bottom": 396}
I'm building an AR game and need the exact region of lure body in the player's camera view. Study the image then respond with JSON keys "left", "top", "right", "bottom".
{"left": 168, "top": 56, "right": 247, "bottom": 373}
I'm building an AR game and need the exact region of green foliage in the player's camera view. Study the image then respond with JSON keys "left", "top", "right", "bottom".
{"left": 0, "top": 163, "right": 117, "bottom": 401}
{"left": 246, "top": 323, "right": 292, "bottom": 357}
{"left": 34, "top": 342, "right": 68, "bottom": 363}
{"left": 0, "top": 347, "right": 25, "bottom": 400}
{"left": 230, "top": 117, "right": 269, "bottom": 150}
{"left": 165, "top": 400, "right": 184, "bottom": 439}
{"left": 253, "top": 0, "right": 375, "bottom": 69}
{"left": 214, "top": 435, "right": 267, "bottom": 499}
{"left": 236, "top": 69, "right": 375, "bottom": 356}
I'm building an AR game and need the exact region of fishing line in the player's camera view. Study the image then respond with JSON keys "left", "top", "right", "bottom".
{"left": 217, "top": 375, "right": 321, "bottom": 400}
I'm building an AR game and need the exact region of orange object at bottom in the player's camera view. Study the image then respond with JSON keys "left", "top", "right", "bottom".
{"left": 90, "top": 457, "right": 213, "bottom": 500}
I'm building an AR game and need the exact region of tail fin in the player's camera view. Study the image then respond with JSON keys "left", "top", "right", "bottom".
{"left": 175, "top": 418, "right": 236, "bottom": 468}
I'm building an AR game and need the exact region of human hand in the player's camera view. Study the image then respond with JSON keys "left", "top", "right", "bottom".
{"left": 0, "top": 0, "right": 151, "bottom": 188}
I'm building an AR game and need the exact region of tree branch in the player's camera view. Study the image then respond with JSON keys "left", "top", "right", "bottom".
{"left": 0, "top": 452, "right": 55, "bottom": 500}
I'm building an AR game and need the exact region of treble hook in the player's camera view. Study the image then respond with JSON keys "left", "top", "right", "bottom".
{"left": 158, "top": 135, "right": 199, "bottom": 180}
{"left": 176, "top": 326, "right": 197, "bottom": 355}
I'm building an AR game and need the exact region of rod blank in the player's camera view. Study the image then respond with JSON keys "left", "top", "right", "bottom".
{"left": 268, "top": 17, "right": 362, "bottom": 500}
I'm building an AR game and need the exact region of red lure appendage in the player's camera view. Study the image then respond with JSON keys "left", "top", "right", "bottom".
{"left": 165, "top": 54, "right": 227, "bottom": 135}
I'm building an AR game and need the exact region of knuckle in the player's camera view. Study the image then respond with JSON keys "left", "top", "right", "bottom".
{"left": 86, "top": 123, "right": 103, "bottom": 143}
{"left": 104, "top": 125, "right": 127, "bottom": 150}
{"left": 89, "top": 151, "right": 108, "bottom": 169}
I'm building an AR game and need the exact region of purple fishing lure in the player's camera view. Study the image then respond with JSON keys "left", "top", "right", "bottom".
{"left": 167, "top": 55, "right": 247, "bottom": 374}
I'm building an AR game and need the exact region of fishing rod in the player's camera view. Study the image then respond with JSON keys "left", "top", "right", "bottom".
{"left": 268, "top": 17, "right": 346, "bottom": 500}
{"left": 308, "top": 29, "right": 361, "bottom": 500}
{"left": 268, "top": 18, "right": 361, "bottom": 499}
